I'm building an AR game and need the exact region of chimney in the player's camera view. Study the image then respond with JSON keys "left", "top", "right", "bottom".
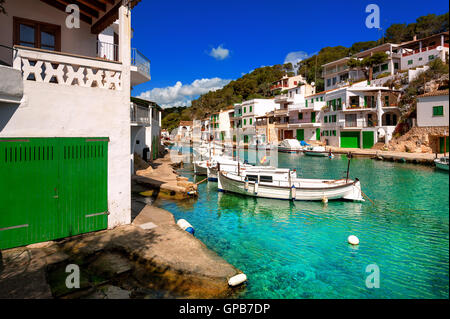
{"left": 413, "top": 35, "right": 417, "bottom": 41}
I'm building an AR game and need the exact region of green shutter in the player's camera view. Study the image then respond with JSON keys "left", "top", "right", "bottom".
{"left": 305, "top": 100, "right": 308, "bottom": 107}
{"left": 433, "top": 106, "right": 444, "bottom": 116}
{"left": 324, "top": 116, "right": 328, "bottom": 123}
{"left": 250, "top": 106, "right": 252, "bottom": 112}
{"left": 364, "top": 96, "right": 368, "bottom": 107}
{"left": 315, "top": 128, "right": 320, "bottom": 140}
{"left": 311, "top": 112, "right": 316, "bottom": 123}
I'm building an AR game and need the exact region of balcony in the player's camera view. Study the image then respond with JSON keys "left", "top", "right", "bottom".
{"left": 402, "top": 43, "right": 449, "bottom": 57}
{"left": 130, "top": 102, "right": 150, "bottom": 126}
{"left": 13, "top": 45, "right": 123, "bottom": 91}
{"left": 0, "top": 50, "right": 23, "bottom": 104}
{"left": 97, "top": 41, "right": 151, "bottom": 86}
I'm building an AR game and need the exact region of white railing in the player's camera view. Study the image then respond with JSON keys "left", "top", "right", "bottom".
{"left": 97, "top": 41, "right": 119, "bottom": 62}
{"left": 13, "top": 46, "right": 122, "bottom": 90}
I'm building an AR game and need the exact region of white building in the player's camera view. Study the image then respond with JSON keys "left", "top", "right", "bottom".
{"left": 130, "top": 97, "right": 162, "bottom": 163}
{"left": 322, "top": 43, "right": 402, "bottom": 91}
{"left": 399, "top": 32, "right": 449, "bottom": 70}
{"left": 0, "top": 0, "right": 150, "bottom": 250}
{"left": 416, "top": 90, "right": 449, "bottom": 127}
{"left": 270, "top": 74, "right": 305, "bottom": 94}
{"left": 320, "top": 86, "right": 401, "bottom": 149}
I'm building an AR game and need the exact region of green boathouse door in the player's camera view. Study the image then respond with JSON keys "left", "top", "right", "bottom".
{"left": 362, "top": 131, "right": 374, "bottom": 149}
{"left": 315, "top": 128, "right": 321, "bottom": 141}
{"left": 340, "top": 131, "right": 360, "bottom": 148}
{"left": 0, "top": 137, "right": 108, "bottom": 250}
{"left": 296, "top": 129, "right": 304, "bottom": 141}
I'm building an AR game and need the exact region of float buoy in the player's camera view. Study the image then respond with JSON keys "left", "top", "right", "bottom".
{"left": 177, "top": 219, "right": 195, "bottom": 235}
{"left": 348, "top": 235, "right": 359, "bottom": 245}
{"left": 228, "top": 273, "right": 247, "bottom": 287}
{"left": 322, "top": 196, "right": 328, "bottom": 204}
{"left": 291, "top": 185, "right": 296, "bottom": 199}
{"left": 254, "top": 180, "right": 258, "bottom": 195}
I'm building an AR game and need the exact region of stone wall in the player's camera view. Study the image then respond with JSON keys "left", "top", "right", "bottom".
{"left": 388, "top": 126, "right": 449, "bottom": 153}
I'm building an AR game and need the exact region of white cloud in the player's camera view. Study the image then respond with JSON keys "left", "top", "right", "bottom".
{"left": 137, "top": 78, "right": 232, "bottom": 108}
{"left": 284, "top": 51, "right": 311, "bottom": 66}
{"left": 209, "top": 45, "right": 230, "bottom": 60}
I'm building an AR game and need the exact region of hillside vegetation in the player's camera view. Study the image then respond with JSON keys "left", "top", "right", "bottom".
{"left": 161, "top": 12, "right": 448, "bottom": 128}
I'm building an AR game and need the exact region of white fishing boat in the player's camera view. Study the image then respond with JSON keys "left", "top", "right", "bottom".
{"left": 194, "top": 160, "right": 208, "bottom": 175}
{"left": 218, "top": 167, "right": 363, "bottom": 202}
{"left": 278, "top": 139, "right": 303, "bottom": 153}
{"left": 434, "top": 156, "right": 449, "bottom": 171}
{"left": 304, "top": 146, "right": 330, "bottom": 157}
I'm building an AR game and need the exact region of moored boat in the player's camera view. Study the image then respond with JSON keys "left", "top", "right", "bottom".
{"left": 434, "top": 156, "right": 449, "bottom": 171}
{"left": 304, "top": 146, "right": 329, "bottom": 157}
{"left": 218, "top": 168, "right": 363, "bottom": 202}
{"left": 278, "top": 139, "right": 303, "bottom": 153}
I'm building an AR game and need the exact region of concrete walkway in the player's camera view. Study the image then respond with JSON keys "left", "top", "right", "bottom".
{"left": 0, "top": 202, "right": 242, "bottom": 299}
{"left": 328, "top": 147, "right": 445, "bottom": 165}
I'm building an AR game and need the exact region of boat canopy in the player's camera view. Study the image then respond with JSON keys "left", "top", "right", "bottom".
{"left": 279, "top": 139, "right": 302, "bottom": 148}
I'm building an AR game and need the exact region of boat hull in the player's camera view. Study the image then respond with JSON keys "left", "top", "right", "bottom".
{"left": 304, "top": 151, "right": 328, "bottom": 157}
{"left": 194, "top": 161, "right": 207, "bottom": 175}
{"left": 218, "top": 172, "right": 364, "bottom": 202}
{"left": 435, "top": 161, "right": 449, "bottom": 171}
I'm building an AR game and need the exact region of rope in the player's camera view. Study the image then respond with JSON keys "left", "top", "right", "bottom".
{"left": 196, "top": 178, "right": 208, "bottom": 185}
{"left": 360, "top": 189, "right": 375, "bottom": 205}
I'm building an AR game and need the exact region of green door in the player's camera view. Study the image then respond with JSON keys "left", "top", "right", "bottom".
{"left": 296, "top": 129, "right": 304, "bottom": 141}
{"left": 362, "top": 131, "right": 374, "bottom": 149}
{"left": 340, "top": 131, "right": 360, "bottom": 148}
{"left": 439, "top": 136, "right": 449, "bottom": 153}
{"left": 315, "top": 128, "right": 320, "bottom": 141}
{"left": 0, "top": 138, "right": 108, "bottom": 250}
{"left": 244, "top": 135, "right": 249, "bottom": 143}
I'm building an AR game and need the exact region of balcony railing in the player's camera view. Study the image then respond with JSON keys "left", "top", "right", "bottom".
{"left": 345, "top": 121, "right": 358, "bottom": 127}
{"left": 13, "top": 45, "right": 122, "bottom": 91}
{"left": 130, "top": 103, "right": 150, "bottom": 125}
{"left": 131, "top": 48, "right": 151, "bottom": 78}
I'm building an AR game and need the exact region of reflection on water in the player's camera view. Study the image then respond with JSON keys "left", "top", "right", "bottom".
{"left": 155, "top": 150, "right": 449, "bottom": 299}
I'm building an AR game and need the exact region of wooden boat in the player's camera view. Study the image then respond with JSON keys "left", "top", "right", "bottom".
{"left": 206, "top": 157, "right": 272, "bottom": 181}
{"left": 303, "top": 146, "right": 329, "bottom": 157}
{"left": 434, "top": 156, "right": 449, "bottom": 171}
{"left": 218, "top": 168, "right": 364, "bottom": 202}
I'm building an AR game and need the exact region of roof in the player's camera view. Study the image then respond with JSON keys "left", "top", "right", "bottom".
{"left": 399, "top": 31, "right": 449, "bottom": 48}
{"left": 131, "top": 97, "right": 162, "bottom": 110}
{"left": 417, "top": 89, "right": 449, "bottom": 98}
{"left": 179, "top": 121, "right": 193, "bottom": 126}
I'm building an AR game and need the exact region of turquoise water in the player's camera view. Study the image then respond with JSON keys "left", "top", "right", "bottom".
{"left": 154, "top": 151, "right": 449, "bottom": 299}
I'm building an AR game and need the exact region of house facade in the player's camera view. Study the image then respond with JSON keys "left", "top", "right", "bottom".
{"left": 416, "top": 90, "right": 449, "bottom": 153}
{"left": 0, "top": 0, "right": 150, "bottom": 250}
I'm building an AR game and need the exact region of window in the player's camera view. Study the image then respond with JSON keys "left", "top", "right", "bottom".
{"left": 327, "top": 79, "right": 331, "bottom": 87}
{"left": 384, "top": 96, "right": 389, "bottom": 106}
{"left": 244, "top": 119, "right": 247, "bottom": 125}
{"left": 381, "top": 63, "right": 388, "bottom": 71}
{"left": 394, "top": 62, "right": 399, "bottom": 69}
{"left": 249, "top": 118, "right": 253, "bottom": 125}
{"left": 298, "top": 113, "right": 303, "bottom": 120}
{"left": 333, "top": 130, "right": 336, "bottom": 136}
{"left": 320, "top": 96, "right": 324, "bottom": 101}
{"left": 260, "top": 176, "right": 273, "bottom": 183}
{"left": 250, "top": 106, "right": 253, "bottom": 112}
{"left": 408, "top": 60, "right": 413, "bottom": 65}
{"left": 246, "top": 175, "right": 258, "bottom": 182}
{"left": 433, "top": 106, "right": 444, "bottom": 116}
{"left": 305, "top": 100, "right": 308, "bottom": 107}
{"left": 311, "top": 112, "right": 316, "bottom": 123}
{"left": 337, "top": 98, "right": 342, "bottom": 110}
{"left": 311, "top": 99, "right": 314, "bottom": 104}
{"left": 332, "top": 77, "right": 337, "bottom": 85}
{"left": 316, "top": 98, "right": 319, "bottom": 101}
{"left": 14, "top": 17, "right": 61, "bottom": 51}
{"left": 239, "top": 109, "right": 242, "bottom": 115}
{"left": 331, "top": 99, "right": 336, "bottom": 111}
{"left": 244, "top": 107, "right": 247, "bottom": 113}
{"left": 419, "top": 57, "right": 423, "bottom": 61}
{"left": 332, "top": 115, "right": 337, "bottom": 122}
{"left": 429, "top": 55, "right": 435, "bottom": 61}
{"left": 324, "top": 116, "right": 328, "bottom": 123}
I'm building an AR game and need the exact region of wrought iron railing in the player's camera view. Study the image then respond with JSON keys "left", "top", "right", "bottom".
{"left": 130, "top": 103, "right": 150, "bottom": 125}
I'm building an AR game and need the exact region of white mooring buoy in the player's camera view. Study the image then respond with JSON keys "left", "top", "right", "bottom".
{"left": 348, "top": 235, "right": 359, "bottom": 245}
{"left": 228, "top": 273, "right": 247, "bottom": 287}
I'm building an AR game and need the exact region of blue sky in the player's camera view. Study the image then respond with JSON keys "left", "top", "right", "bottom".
{"left": 131, "top": 0, "right": 449, "bottom": 107}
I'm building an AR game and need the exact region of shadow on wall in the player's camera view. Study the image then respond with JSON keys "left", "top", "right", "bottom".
{"left": 0, "top": 104, "right": 19, "bottom": 132}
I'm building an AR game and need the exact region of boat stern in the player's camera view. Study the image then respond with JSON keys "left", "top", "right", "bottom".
{"left": 342, "top": 179, "right": 365, "bottom": 202}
